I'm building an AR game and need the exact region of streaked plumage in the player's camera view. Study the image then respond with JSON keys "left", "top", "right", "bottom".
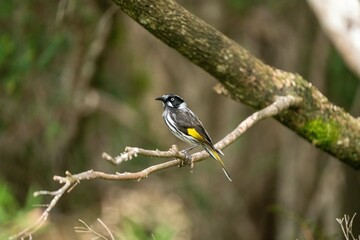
{"left": 155, "top": 94, "right": 232, "bottom": 181}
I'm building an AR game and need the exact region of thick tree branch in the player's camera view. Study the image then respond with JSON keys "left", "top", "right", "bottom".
{"left": 10, "top": 95, "right": 300, "bottom": 239}
{"left": 111, "top": 0, "right": 360, "bottom": 167}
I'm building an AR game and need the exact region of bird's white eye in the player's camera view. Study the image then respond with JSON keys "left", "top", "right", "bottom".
{"left": 170, "top": 97, "right": 175, "bottom": 102}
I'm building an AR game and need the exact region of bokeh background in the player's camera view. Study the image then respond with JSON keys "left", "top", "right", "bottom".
{"left": 1, "top": 0, "right": 359, "bottom": 239}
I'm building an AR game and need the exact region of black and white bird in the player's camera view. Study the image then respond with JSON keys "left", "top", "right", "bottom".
{"left": 155, "top": 94, "right": 232, "bottom": 181}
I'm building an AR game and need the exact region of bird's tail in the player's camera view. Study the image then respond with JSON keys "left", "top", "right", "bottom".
{"left": 204, "top": 145, "right": 232, "bottom": 182}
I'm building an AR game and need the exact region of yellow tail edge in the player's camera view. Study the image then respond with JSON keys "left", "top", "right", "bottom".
{"left": 208, "top": 147, "right": 232, "bottom": 182}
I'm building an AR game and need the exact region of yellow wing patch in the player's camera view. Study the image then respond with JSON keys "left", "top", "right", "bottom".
{"left": 187, "top": 128, "right": 205, "bottom": 142}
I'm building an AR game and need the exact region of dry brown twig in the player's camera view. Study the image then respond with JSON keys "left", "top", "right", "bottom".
{"left": 336, "top": 213, "right": 360, "bottom": 240}
{"left": 10, "top": 95, "right": 301, "bottom": 239}
{"left": 74, "top": 218, "right": 115, "bottom": 240}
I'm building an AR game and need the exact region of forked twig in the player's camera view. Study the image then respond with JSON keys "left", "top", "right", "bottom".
{"left": 336, "top": 213, "right": 360, "bottom": 240}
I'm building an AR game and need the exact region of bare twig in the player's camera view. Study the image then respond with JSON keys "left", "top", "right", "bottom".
{"left": 74, "top": 218, "right": 115, "bottom": 240}
{"left": 97, "top": 218, "right": 115, "bottom": 240}
{"left": 10, "top": 95, "right": 301, "bottom": 239}
{"left": 336, "top": 213, "right": 360, "bottom": 240}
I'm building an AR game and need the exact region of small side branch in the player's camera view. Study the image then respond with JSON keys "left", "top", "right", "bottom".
{"left": 10, "top": 95, "right": 301, "bottom": 239}
{"left": 103, "top": 144, "right": 186, "bottom": 165}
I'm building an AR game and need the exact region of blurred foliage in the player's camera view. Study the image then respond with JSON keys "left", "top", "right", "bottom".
{"left": 0, "top": 181, "right": 41, "bottom": 239}
{"left": 0, "top": 0, "right": 14, "bottom": 18}
{"left": 0, "top": 181, "right": 19, "bottom": 223}
{"left": 120, "top": 218, "right": 175, "bottom": 240}
{"left": 227, "top": 0, "right": 261, "bottom": 11}
{"left": 326, "top": 48, "right": 359, "bottom": 110}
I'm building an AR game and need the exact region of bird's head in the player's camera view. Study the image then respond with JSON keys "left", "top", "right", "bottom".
{"left": 155, "top": 94, "right": 187, "bottom": 109}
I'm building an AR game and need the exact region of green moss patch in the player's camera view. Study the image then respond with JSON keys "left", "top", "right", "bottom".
{"left": 303, "top": 119, "right": 340, "bottom": 148}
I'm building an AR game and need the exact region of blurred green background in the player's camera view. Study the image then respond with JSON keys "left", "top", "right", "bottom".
{"left": 1, "top": 0, "right": 359, "bottom": 239}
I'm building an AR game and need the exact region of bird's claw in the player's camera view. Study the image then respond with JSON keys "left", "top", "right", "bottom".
{"left": 179, "top": 150, "right": 193, "bottom": 167}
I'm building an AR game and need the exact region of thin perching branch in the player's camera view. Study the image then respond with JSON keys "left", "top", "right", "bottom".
{"left": 10, "top": 95, "right": 301, "bottom": 239}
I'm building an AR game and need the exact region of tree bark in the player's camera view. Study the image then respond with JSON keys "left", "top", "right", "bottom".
{"left": 112, "top": 0, "right": 360, "bottom": 167}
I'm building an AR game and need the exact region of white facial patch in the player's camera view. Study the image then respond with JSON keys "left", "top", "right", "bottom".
{"left": 178, "top": 102, "right": 187, "bottom": 109}
{"left": 166, "top": 101, "right": 174, "bottom": 107}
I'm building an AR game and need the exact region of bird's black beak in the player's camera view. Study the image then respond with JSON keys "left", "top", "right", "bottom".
{"left": 155, "top": 96, "right": 164, "bottom": 102}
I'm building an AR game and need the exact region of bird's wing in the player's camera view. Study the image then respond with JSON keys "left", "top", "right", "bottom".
{"left": 172, "top": 109, "right": 213, "bottom": 145}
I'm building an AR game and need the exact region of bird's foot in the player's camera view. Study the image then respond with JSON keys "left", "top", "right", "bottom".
{"left": 179, "top": 150, "right": 193, "bottom": 167}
